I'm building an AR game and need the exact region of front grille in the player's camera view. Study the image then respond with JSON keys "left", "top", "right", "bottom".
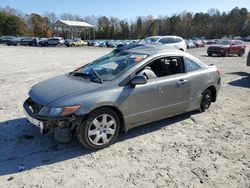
{"left": 28, "top": 98, "right": 44, "bottom": 115}
{"left": 211, "top": 47, "right": 220, "bottom": 50}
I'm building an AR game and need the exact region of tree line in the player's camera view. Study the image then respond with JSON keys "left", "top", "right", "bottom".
{"left": 0, "top": 6, "right": 250, "bottom": 39}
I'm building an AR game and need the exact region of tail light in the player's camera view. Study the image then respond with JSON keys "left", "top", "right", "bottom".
{"left": 216, "top": 67, "right": 221, "bottom": 77}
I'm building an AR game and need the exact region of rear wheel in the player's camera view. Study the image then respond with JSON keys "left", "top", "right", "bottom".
{"left": 238, "top": 49, "right": 245, "bottom": 57}
{"left": 208, "top": 53, "right": 212, "bottom": 56}
{"left": 200, "top": 89, "right": 212, "bottom": 112}
{"left": 77, "top": 108, "right": 120, "bottom": 150}
{"left": 223, "top": 50, "right": 229, "bottom": 57}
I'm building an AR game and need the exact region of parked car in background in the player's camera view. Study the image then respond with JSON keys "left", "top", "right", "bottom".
{"left": 20, "top": 37, "right": 39, "bottom": 46}
{"left": 185, "top": 40, "right": 196, "bottom": 49}
{"left": 207, "top": 40, "right": 246, "bottom": 57}
{"left": 6, "top": 37, "right": 23, "bottom": 46}
{"left": 64, "top": 39, "right": 73, "bottom": 47}
{"left": 144, "top": 36, "right": 187, "bottom": 51}
{"left": 233, "top": 36, "right": 243, "bottom": 40}
{"left": 87, "top": 40, "right": 94, "bottom": 46}
{"left": 194, "top": 40, "right": 205, "bottom": 47}
{"left": 46, "top": 37, "right": 65, "bottom": 46}
{"left": 99, "top": 42, "right": 106, "bottom": 47}
{"left": 246, "top": 36, "right": 250, "bottom": 42}
{"left": 65, "top": 38, "right": 86, "bottom": 47}
{"left": 38, "top": 38, "right": 48, "bottom": 46}
{"left": 23, "top": 44, "right": 221, "bottom": 150}
{"left": 93, "top": 41, "right": 100, "bottom": 47}
{"left": 105, "top": 41, "right": 114, "bottom": 48}
{"left": 207, "top": 40, "right": 217, "bottom": 45}
{"left": 0, "top": 36, "right": 15, "bottom": 44}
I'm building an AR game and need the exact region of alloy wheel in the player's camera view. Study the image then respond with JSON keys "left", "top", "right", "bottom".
{"left": 88, "top": 114, "right": 116, "bottom": 146}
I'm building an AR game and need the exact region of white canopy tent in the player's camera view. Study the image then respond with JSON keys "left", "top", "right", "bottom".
{"left": 54, "top": 20, "right": 95, "bottom": 40}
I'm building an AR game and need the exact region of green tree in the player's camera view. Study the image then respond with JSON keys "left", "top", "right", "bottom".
{"left": 0, "top": 11, "right": 30, "bottom": 36}
{"left": 97, "top": 16, "right": 111, "bottom": 39}
{"left": 30, "top": 13, "right": 51, "bottom": 37}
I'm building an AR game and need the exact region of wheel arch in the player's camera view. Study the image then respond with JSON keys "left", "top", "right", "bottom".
{"left": 204, "top": 85, "right": 217, "bottom": 102}
{"left": 80, "top": 105, "right": 127, "bottom": 133}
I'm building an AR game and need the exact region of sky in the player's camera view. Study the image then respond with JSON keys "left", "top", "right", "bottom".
{"left": 0, "top": 0, "right": 249, "bottom": 20}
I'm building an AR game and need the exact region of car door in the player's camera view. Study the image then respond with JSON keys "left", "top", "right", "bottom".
{"left": 127, "top": 56, "right": 190, "bottom": 127}
{"left": 126, "top": 78, "right": 167, "bottom": 127}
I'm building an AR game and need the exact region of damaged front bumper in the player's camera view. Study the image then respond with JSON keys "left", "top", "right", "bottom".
{"left": 23, "top": 98, "right": 85, "bottom": 142}
{"left": 23, "top": 98, "right": 46, "bottom": 133}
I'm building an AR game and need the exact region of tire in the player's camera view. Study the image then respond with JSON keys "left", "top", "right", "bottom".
{"left": 238, "top": 50, "right": 244, "bottom": 57}
{"left": 208, "top": 53, "right": 212, "bottom": 57}
{"left": 223, "top": 50, "right": 229, "bottom": 57}
{"left": 200, "top": 89, "right": 212, "bottom": 112}
{"left": 77, "top": 108, "right": 120, "bottom": 150}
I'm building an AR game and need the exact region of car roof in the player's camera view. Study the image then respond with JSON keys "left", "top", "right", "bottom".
{"left": 119, "top": 44, "right": 183, "bottom": 56}
{"left": 147, "top": 35, "right": 183, "bottom": 39}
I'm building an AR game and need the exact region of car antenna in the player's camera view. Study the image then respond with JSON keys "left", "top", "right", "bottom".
{"left": 138, "top": 20, "right": 155, "bottom": 43}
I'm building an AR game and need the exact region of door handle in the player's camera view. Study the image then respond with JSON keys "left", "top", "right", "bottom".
{"left": 177, "top": 79, "right": 188, "bottom": 85}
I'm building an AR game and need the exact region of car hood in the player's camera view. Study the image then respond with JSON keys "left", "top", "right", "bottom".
{"left": 29, "top": 74, "right": 101, "bottom": 106}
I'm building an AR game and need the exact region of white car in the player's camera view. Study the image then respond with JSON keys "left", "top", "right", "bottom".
{"left": 47, "top": 37, "right": 65, "bottom": 46}
{"left": 144, "top": 36, "right": 187, "bottom": 51}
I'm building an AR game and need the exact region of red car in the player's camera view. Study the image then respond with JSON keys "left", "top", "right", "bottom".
{"left": 207, "top": 40, "right": 246, "bottom": 57}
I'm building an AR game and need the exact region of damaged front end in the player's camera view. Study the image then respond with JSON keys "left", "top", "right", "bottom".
{"left": 23, "top": 98, "right": 84, "bottom": 142}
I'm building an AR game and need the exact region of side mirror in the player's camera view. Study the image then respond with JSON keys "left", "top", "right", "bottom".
{"left": 130, "top": 75, "right": 147, "bottom": 85}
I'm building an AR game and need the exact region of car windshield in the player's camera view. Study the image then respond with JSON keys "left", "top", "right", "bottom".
{"left": 70, "top": 50, "right": 148, "bottom": 82}
{"left": 145, "top": 37, "right": 160, "bottom": 43}
{"left": 218, "top": 40, "right": 231, "bottom": 45}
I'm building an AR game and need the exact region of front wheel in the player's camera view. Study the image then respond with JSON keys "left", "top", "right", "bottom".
{"left": 200, "top": 89, "right": 212, "bottom": 112}
{"left": 77, "top": 108, "right": 120, "bottom": 150}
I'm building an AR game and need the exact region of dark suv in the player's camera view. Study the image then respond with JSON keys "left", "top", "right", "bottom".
{"left": 207, "top": 40, "right": 246, "bottom": 57}
{"left": 20, "top": 37, "right": 39, "bottom": 46}
{"left": 0, "top": 36, "right": 15, "bottom": 44}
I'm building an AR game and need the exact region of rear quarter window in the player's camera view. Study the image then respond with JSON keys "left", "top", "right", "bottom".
{"left": 184, "top": 57, "right": 201, "bottom": 72}
{"left": 174, "top": 38, "right": 183, "bottom": 43}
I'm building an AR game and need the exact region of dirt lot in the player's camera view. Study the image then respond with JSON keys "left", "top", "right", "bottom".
{"left": 0, "top": 44, "right": 249, "bottom": 188}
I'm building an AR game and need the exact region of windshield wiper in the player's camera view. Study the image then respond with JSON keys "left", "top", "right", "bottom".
{"left": 69, "top": 72, "right": 89, "bottom": 77}
{"left": 69, "top": 70, "right": 103, "bottom": 84}
{"left": 90, "top": 68, "right": 103, "bottom": 84}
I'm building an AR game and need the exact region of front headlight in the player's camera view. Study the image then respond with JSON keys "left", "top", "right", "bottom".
{"left": 39, "top": 105, "right": 81, "bottom": 117}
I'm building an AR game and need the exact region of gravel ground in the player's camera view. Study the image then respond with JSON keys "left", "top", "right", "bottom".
{"left": 0, "top": 44, "right": 249, "bottom": 188}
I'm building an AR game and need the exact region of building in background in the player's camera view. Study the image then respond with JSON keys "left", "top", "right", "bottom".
{"left": 54, "top": 20, "right": 95, "bottom": 40}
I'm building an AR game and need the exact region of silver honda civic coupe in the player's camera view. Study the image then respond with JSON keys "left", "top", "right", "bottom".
{"left": 23, "top": 44, "right": 221, "bottom": 150}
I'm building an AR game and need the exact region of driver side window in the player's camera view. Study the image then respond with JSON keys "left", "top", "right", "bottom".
{"left": 137, "top": 56, "right": 184, "bottom": 79}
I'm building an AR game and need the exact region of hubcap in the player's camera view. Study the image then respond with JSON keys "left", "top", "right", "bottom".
{"left": 204, "top": 94, "right": 212, "bottom": 109}
{"left": 88, "top": 114, "right": 116, "bottom": 146}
